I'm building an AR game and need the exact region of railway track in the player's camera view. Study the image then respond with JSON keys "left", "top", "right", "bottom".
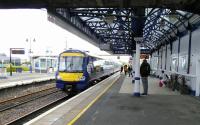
{"left": 0, "top": 87, "right": 56, "bottom": 112}
{"left": 0, "top": 80, "right": 56, "bottom": 103}
{"left": 0, "top": 87, "right": 68, "bottom": 125}
{"left": 0, "top": 73, "right": 115, "bottom": 125}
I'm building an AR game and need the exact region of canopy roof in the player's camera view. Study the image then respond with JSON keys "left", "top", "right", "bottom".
{"left": 1, "top": 0, "right": 200, "bottom": 54}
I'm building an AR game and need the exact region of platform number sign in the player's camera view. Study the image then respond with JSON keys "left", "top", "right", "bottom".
{"left": 11, "top": 48, "right": 25, "bottom": 54}
{"left": 9, "top": 48, "right": 25, "bottom": 76}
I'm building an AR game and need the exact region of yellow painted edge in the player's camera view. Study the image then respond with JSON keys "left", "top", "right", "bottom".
{"left": 67, "top": 75, "right": 120, "bottom": 125}
{"left": 61, "top": 53, "right": 84, "bottom": 57}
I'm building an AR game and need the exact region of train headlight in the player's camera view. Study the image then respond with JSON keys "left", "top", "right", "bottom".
{"left": 80, "top": 76, "right": 86, "bottom": 81}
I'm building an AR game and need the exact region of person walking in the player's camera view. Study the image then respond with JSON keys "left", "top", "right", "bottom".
{"left": 140, "top": 59, "right": 151, "bottom": 95}
{"left": 128, "top": 65, "right": 133, "bottom": 77}
{"left": 124, "top": 65, "right": 128, "bottom": 75}
{"left": 120, "top": 65, "right": 123, "bottom": 74}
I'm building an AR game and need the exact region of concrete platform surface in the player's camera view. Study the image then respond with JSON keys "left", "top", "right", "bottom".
{"left": 0, "top": 72, "right": 55, "bottom": 89}
{"left": 25, "top": 73, "right": 120, "bottom": 125}
{"left": 119, "top": 76, "right": 180, "bottom": 95}
{"left": 75, "top": 75, "right": 200, "bottom": 125}
{"left": 25, "top": 74, "right": 200, "bottom": 125}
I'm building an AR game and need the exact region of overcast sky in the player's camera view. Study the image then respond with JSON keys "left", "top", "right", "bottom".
{"left": 0, "top": 9, "right": 130, "bottom": 63}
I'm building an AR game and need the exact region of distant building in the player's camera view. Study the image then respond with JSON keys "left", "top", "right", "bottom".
{"left": 0, "top": 53, "right": 21, "bottom": 67}
{"left": 32, "top": 55, "right": 58, "bottom": 73}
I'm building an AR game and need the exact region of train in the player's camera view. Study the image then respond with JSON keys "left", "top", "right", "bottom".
{"left": 56, "top": 49, "right": 120, "bottom": 93}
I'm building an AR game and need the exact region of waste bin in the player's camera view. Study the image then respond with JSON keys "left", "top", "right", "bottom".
{"left": 0, "top": 67, "right": 7, "bottom": 78}
{"left": 16, "top": 68, "right": 22, "bottom": 73}
{"left": 29, "top": 65, "right": 32, "bottom": 73}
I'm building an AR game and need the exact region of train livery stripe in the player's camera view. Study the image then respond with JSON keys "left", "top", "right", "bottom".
{"left": 68, "top": 75, "right": 120, "bottom": 125}
{"left": 61, "top": 52, "right": 84, "bottom": 57}
{"left": 59, "top": 73, "right": 83, "bottom": 81}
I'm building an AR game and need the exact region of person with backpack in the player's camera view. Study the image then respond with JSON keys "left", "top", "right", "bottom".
{"left": 140, "top": 59, "right": 151, "bottom": 95}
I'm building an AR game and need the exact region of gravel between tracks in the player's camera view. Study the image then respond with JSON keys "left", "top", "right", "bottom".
{"left": 0, "top": 87, "right": 57, "bottom": 112}
{"left": 0, "top": 91, "right": 67, "bottom": 125}
{"left": 0, "top": 81, "right": 55, "bottom": 102}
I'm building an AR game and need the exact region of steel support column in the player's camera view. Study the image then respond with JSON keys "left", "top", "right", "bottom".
{"left": 132, "top": 53, "right": 135, "bottom": 83}
{"left": 187, "top": 30, "right": 192, "bottom": 74}
{"left": 132, "top": 8, "right": 145, "bottom": 97}
{"left": 157, "top": 50, "right": 159, "bottom": 71}
{"left": 134, "top": 42, "right": 141, "bottom": 96}
{"left": 165, "top": 44, "right": 167, "bottom": 70}
{"left": 170, "top": 40, "right": 173, "bottom": 71}
{"left": 177, "top": 37, "right": 181, "bottom": 72}
{"left": 161, "top": 47, "right": 163, "bottom": 69}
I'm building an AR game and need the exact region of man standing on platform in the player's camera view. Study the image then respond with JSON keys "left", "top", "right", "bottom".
{"left": 140, "top": 59, "right": 151, "bottom": 95}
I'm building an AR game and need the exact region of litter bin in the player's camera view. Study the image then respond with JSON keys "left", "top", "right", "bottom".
{"left": 0, "top": 67, "right": 7, "bottom": 78}
{"left": 16, "top": 68, "right": 22, "bottom": 73}
{"left": 29, "top": 65, "right": 32, "bottom": 73}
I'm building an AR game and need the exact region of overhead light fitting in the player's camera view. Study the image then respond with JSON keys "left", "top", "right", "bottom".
{"left": 103, "top": 16, "right": 116, "bottom": 24}
{"left": 103, "top": 10, "right": 116, "bottom": 24}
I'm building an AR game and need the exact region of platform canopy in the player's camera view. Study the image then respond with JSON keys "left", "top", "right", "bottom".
{"left": 48, "top": 8, "right": 200, "bottom": 54}
{"left": 1, "top": 0, "right": 200, "bottom": 54}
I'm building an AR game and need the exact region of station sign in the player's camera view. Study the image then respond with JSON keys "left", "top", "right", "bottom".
{"left": 141, "top": 49, "right": 150, "bottom": 54}
{"left": 11, "top": 48, "right": 25, "bottom": 54}
{"left": 113, "top": 48, "right": 150, "bottom": 55}
{"left": 113, "top": 50, "right": 126, "bottom": 54}
{"left": 140, "top": 54, "right": 149, "bottom": 59}
{"left": 113, "top": 50, "right": 132, "bottom": 54}
{"left": 134, "top": 37, "right": 143, "bottom": 42}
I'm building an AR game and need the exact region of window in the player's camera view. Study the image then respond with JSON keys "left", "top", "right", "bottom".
{"left": 179, "top": 55, "right": 188, "bottom": 73}
{"left": 35, "top": 62, "right": 39, "bottom": 68}
{"left": 59, "top": 56, "right": 83, "bottom": 72}
{"left": 40, "top": 59, "right": 46, "bottom": 69}
{"left": 172, "top": 57, "right": 178, "bottom": 71}
{"left": 151, "top": 57, "right": 158, "bottom": 70}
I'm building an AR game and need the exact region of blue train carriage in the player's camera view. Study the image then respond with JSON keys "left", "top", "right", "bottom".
{"left": 93, "top": 59, "right": 120, "bottom": 78}
{"left": 56, "top": 50, "right": 91, "bottom": 92}
{"left": 56, "top": 49, "right": 117, "bottom": 93}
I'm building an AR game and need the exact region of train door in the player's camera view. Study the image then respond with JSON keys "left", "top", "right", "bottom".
{"left": 87, "top": 57, "right": 94, "bottom": 75}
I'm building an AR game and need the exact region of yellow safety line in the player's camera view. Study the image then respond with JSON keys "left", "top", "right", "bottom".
{"left": 67, "top": 75, "right": 120, "bottom": 125}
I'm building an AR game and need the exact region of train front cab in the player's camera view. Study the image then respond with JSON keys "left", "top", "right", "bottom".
{"left": 56, "top": 51, "right": 89, "bottom": 92}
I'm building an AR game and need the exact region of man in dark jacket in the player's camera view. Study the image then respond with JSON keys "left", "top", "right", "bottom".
{"left": 128, "top": 65, "right": 133, "bottom": 77}
{"left": 140, "top": 59, "right": 151, "bottom": 95}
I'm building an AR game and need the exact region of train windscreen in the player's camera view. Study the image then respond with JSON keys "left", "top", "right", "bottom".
{"left": 59, "top": 56, "right": 83, "bottom": 72}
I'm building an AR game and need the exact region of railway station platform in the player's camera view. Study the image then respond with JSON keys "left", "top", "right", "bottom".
{"left": 26, "top": 72, "right": 200, "bottom": 125}
{"left": 0, "top": 72, "right": 55, "bottom": 89}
